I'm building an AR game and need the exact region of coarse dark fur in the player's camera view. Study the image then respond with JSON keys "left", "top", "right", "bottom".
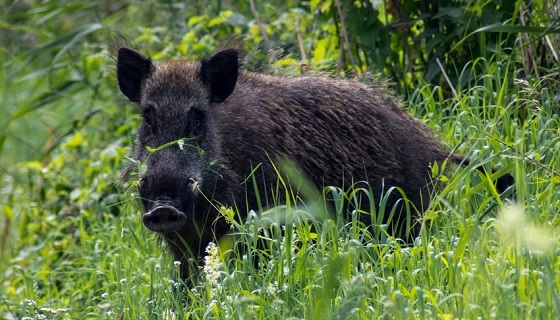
{"left": 116, "top": 41, "right": 513, "bottom": 282}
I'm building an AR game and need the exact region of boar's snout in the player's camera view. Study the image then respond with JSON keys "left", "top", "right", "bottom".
{"left": 143, "top": 199, "right": 187, "bottom": 233}
{"left": 138, "top": 171, "right": 201, "bottom": 233}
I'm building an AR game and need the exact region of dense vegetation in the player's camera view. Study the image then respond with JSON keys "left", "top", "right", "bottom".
{"left": 1, "top": 0, "right": 559, "bottom": 319}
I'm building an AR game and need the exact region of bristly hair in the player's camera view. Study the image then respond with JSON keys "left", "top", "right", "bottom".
{"left": 215, "top": 34, "right": 247, "bottom": 68}
{"left": 106, "top": 34, "right": 153, "bottom": 96}
{"left": 107, "top": 34, "right": 133, "bottom": 64}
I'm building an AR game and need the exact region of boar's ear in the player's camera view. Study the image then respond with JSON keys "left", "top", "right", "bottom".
{"left": 117, "top": 48, "right": 152, "bottom": 103}
{"left": 201, "top": 48, "right": 239, "bottom": 102}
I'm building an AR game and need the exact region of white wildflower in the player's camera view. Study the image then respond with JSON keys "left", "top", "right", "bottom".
{"left": 266, "top": 281, "right": 279, "bottom": 295}
{"left": 162, "top": 308, "right": 177, "bottom": 320}
{"left": 203, "top": 242, "right": 223, "bottom": 287}
{"left": 40, "top": 307, "right": 68, "bottom": 315}
{"left": 24, "top": 299, "right": 38, "bottom": 307}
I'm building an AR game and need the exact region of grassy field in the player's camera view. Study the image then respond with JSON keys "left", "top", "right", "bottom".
{"left": 1, "top": 1, "right": 559, "bottom": 319}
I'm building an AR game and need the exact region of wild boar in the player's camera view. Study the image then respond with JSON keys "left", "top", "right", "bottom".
{"left": 116, "top": 42, "right": 513, "bottom": 282}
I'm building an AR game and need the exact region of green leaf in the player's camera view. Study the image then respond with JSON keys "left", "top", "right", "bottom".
{"left": 146, "top": 138, "right": 196, "bottom": 154}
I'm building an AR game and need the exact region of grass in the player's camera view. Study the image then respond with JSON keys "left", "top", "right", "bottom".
{"left": 3, "top": 174, "right": 558, "bottom": 319}
{"left": 2, "top": 1, "right": 560, "bottom": 319}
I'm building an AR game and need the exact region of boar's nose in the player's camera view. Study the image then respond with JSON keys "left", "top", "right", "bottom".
{"left": 143, "top": 200, "right": 187, "bottom": 233}
{"left": 138, "top": 174, "right": 199, "bottom": 233}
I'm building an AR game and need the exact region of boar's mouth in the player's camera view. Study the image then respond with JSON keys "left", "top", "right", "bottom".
{"left": 143, "top": 203, "right": 187, "bottom": 233}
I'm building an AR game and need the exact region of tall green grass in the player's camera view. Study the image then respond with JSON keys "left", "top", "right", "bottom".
{"left": 2, "top": 1, "right": 560, "bottom": 319}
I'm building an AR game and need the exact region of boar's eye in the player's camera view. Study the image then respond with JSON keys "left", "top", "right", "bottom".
{"left": 142, "top": 104, "right": 156, "bottom": 132}
{"left": 186, "top": 109, "right": 205, "bottom": 138}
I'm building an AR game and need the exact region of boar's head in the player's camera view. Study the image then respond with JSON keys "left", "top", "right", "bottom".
{"left": 117, "top": 47, "right": 239, "bottom": 234}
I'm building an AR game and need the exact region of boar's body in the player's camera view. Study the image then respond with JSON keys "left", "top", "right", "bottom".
{"left": 117, "top": 46, "right": 508, "bottom": 282}
{"left": 219, "top": 74, "right": 447, "bottom": 212}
